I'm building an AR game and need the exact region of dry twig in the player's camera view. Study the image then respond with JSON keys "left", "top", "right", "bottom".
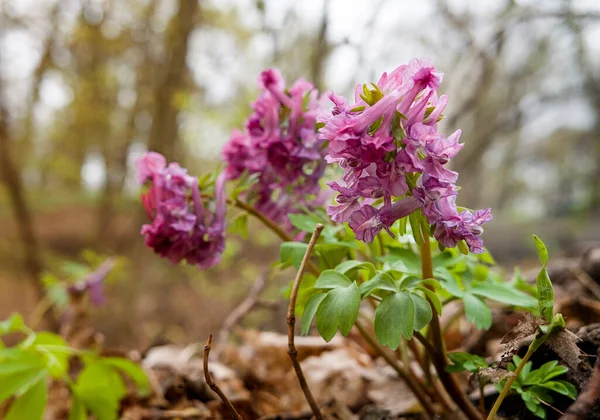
{"left": 203, "top": 335, "right": 242, "bottom": 420}
{"left": 561, "top": 354, "right": 600, "bottom": 420}
{"left": 216, "top": 269, "right": 269, "bottom": 355}
{"left": 287, "top": 224, "right": 324, "bottom": 420}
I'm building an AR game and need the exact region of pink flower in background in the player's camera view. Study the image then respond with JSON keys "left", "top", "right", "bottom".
{"left": 222, "top": 68, "right": 328, "bottom": 232}
{"left": 319, "top": 59, "right": 492, "bottom": 252}
{"left": 137, "top": 152, "right": 226, "bottom": 269}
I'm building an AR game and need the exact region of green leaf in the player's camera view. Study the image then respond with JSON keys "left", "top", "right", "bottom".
{"left": 32, "top": 332, "right": 70, "bottom": 379}
{"left": 288, "top": 214, "right": 319, "bottom": 233}
{"left": 539, "top": 381, "right": 577, "bottom": 399}
{"left": 409, "top": 212, "right": 423, "bottom": 245}
{"left": 334, "top": 260, "right": 376, "bottom": 276}
{"left": 315, "top": 283, "right": 361, "bottom": 341}
{"left": 533, "top": 234, "right": 549, "bottom": 266}
{"left": 301, "top": 293, "right": 327, "bottom": 335}
{"left": 416, "top": 287, "right": 442, "bottom": 315}
{"left": 75, "top": 361, "right": 127, "bottom": 420}
{"left": 410, "top": 292, "right": 432, "bottom": 331}
{"left": 359, "top": 272, "right": 398, "bottom": 298}
{"left": 463, "top": 293, "right": 492, "bottom": 330}
{"left": 536, "top": 267, "right": 554, "bottom": 323}
{"left": 315, "top": 270, "right": 352, "bottom": 289}
{"left": 0, "top": 313, "right": 26, "bottom": 335}
{"left": 280, "top": 242, "right": 309, "bottom": 270}
{"left": 0, "top": 367, "right": 48, "bottom": 403}
{"left": 470, "top": 282, "right": 537, "bottom": 308}
{"left": 102, "top": 358, "right": 151, "bottom": 396}
{"left": 230, "top": 212, "right": 248, "bottom": 239}
{"left": 0, "top": 351, "right": 45, "bottom": 376}
{"left": 447, "top": 352, "right": 488, "bottom": 373}
{"left": 4, "top": 375, "right": 47, "bottom": 420}
{"left": 435, "top": 267, "right": 464, "bottom": 298}
{"left": 381, "top": 248, "right": 421, "bottom": 275}
{"left": 374, "top": 291, "right": 415, "bottom": 350}
{"left": 68, "top": 391, "right": 88, "bottom": 420}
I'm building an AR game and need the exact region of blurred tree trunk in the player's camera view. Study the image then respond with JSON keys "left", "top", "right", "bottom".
{"left": 147, "top": 0, "right": 199, "bottom": 161}
{"left": 309, "top": 0, "right": 329, "bottom": 92}
{"left": 96, "top": 0, "right": 158, "bottom": 248}
{"left": 0, "top": 107, "right": 57, "bottom": 330}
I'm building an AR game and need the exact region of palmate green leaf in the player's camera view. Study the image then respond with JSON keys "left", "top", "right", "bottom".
{"left": 435, "top": 267, "right": 464, "bottom": 298}
{"left": 4, "top": 374, "right": 47, "bottom": 420}
{"left": 0, "top": 348, "right": 48, "bottom": 402}
{"left": 315, "top": 282, "right": 361, "bottom": 342}
{"left": 359, "top": 272, "right": 397, "bottom": 298}
{"left": 470, "top": 282, "right": 537, "bottom": 309}
{"left": 280, "top": 242, "right": 309, "bottom": 270}
{"left": 301, "top": 293, "right": 327, "bottom": 335}
{"left": 315, "top": 270, "right": 352, "bottom": 289}
{"left": 32, "top": 332, "right": 70, "bottom": 379}
{"left": 334, "top": 260, "right": 376, "bottom": 276}
{"left": 410, "top": 292, "right": 432, "bottom": 331}
{"left": 75, "top": 362, "right": 128, "bottom": 420}
{"left": 380, "top": 248, "right": 421, "bottom": 275}
{"left": 102, "top": 358, "right": 151, "bottom": 396}
{"left": 463, "top": 293, "right": 492, "bottom": 330}
{"left": 374, "top": 291, "right": 415, "bottom": 350}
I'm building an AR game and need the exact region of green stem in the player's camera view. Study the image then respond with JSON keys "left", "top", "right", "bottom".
{"left": 420, "top": 230, "right": 483, "bottom": 420}
{"left": 486, "top": 337, "right": 544, "bottom": 420}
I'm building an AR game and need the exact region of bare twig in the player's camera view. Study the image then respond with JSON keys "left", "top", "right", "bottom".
{"left": 203, "top": 335, "right": 242, "bottom": 420}
{"left": 561, "top": 354, "right": 600, "bottom": 420}
{"left": 287, "top": 224, "right": 324, "bottom": 420}
{"left": 216, "top": 269, "right": 269, "bottom": 354}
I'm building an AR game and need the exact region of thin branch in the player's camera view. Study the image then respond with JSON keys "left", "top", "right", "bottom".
{"left": 216, "top": 269, "right": 269, "bottom": 355}
{"left": 203, "top": 335, "right": 242, "bottom": 420}
{"left": 287, "top": 224, "right": 324, "bottom": 420}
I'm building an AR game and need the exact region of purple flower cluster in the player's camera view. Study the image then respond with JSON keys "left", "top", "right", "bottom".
{"left": 319, "top": 59, "right": 492, "bottom": 253}
{"left": 136, "top": 152, "right": 226, "bottom": 269}
{"left": 222, "top": 68, "right": 327, "bottom": 232}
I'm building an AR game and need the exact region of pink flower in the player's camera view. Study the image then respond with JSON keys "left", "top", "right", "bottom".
{"left": 222, "top": 68, "right": 327, "bottom": 232}
{"left": 319, "top": 59, "right": 492, "bottom": 252}
{"left": 137, "top": 152, "right": 226, "bottom": 269}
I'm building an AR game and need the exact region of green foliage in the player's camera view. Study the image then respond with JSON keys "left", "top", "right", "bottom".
{"left": 446, "top": 352, "right": 488, "bottom": 373}
{"left": 0, "top": 314, "right": 149, "bottom": 420}
{"left": 496, "top": 356, "right": 577, "bottom": 419}
{"left": 533, "top": 235, "right": 555, "bottom": 322}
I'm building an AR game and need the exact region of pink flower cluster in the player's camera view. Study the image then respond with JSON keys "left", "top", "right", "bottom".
{"left": 136, "top": 152, "right": 226, "bottom": 269}
{"left": 319, "top": 59, "right": 492, "bottom": 253}
{"left": 222, "top": 69, "right": 327, "bottom": 232}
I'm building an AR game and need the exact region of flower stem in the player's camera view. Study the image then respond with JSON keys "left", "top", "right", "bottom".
{"left": 420, "top": 230, "right": 483, "bottom": 420}
{"left": 229, "top": 198, "right": 320, "bottom": 275}
{"left": 230, "top": 198, "right": 293, "bottom": 242}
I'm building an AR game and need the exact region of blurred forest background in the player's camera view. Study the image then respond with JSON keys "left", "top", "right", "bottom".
{"left": 1, "top": 0, "right": 599, "bottom": 349}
